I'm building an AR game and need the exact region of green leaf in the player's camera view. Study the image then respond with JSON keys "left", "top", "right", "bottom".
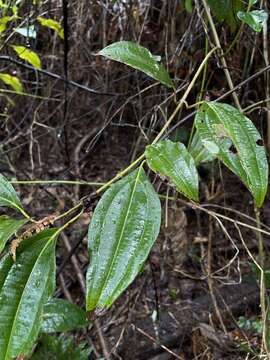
{"left": 86, "top": 167, "right": 161, "bottom": 312}
{"left": 0, "top": 215, "right": 27, "bottom": 253}
{"left": 0, "top": 15, "right": 17, "bottom": 33}
{"left": 195, "top": 102, "right": 268, "bottom": 207}
{"left": 207, "top": 0, "right": 244, "bottom": 31}
{"left": 41, "top": 299, "right": 87, "bottom": 333}
{"left": 185, "top": 0, "right": 193, "bottom": 13}
{"left": 98, "top": 41, "right": 174, "bottom": 88}
{"left": 0, "top": 73, "right": 23, "bottom": 93}
{"left": 37, "top": 17, "right": 64, "bottom": 39}
{"left": 30, "top": 335, "right": 91, "bottom": 360}
{"left": 237, "top": 10, "right": 268, "bottom": 32}
{"left": 12, "top": 45, "right": 41, "bottom": 69}
{"left": 0, "top": 229, "right": 57, "bottom": 360}
{"left": 145, "top": 140, "right": 199, "bottom": 201}
{"left": 189, "top": 129, "right": 232, "bottom": 165}
{"left": 0, "top": 174, "right": 23, "bottom": 212}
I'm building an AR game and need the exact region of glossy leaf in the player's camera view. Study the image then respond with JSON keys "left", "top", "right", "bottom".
{"left": 0, "top": 174, "right": 23, "bottom": 212}
{"left": 0, "top": 229, "right": 57, "bottom": 360}
{"left": 145, "top": 140, "right": 199, "bottom": 201}
{"left": 37, "top": 17, "right": 64, "bottom": 39}
{"left": 237, "top": 10, "right": 268, "bottom": 32}
{"left": 99, "top": 41, "right": 174, "bottom": 88}
{"left": 189, "top": 129, "right": 232, "bottom": 165}
{"left": 12, "top": 45, "right": 41, "bottom": 69}
{"left": 0, "top": 73, "right": 23, "bottom": 93}
{"left": 0, "top": 215, "right": 27, "bottom": 253}
{"left": 41, "top": 299, "right": 87, "bottom": 333}
{"left": 207, "top": 0, "right": 244, "bottom": 31}
{"left": 195, "top": 102, "right": 268, "bottom": 207}
{"left": 86, "top": 167, "right": 161, "bottom": 312}
{"left": 30, "top": 335, "right": 91, "bottom": 360}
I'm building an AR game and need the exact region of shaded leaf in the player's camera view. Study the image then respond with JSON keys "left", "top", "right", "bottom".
{"left": 0, "top": 73, "right": 23, "bottom": 93}
{"left": 207, "top": 0, "right": 244, "bottom": 31}
{"left": 99, "top": 41, "right": 174, "bottom": 88}
{"left": 41, "top": 299, "right": 87, "bottom": 333}
{"left": 12, "top": 45, "right": 41, "bottom": 69}
{"left": 237, "top": 10, "right": 268, "bottom": 32}
{"left": 145, "top": 140, "right": 199, "bottom": 201}
{"left": 185, "top": 0, "right": 193, "bottom": 13}
{"left": 195, "top": 102, "right": 268, "bottom": 207}
{"left": 86, "top": 167, "right": 161, "bottom": 311}
{"left": 0, "top": 229, "right": 57, "bottom": 360}
{"left": 37, "top": 17, "right": 64, "bottom": 39}
{"left": 30, "top": 334, "right": 91, "bottom": 360}
{"left": 0, "top": 174, "right": 23, "bottom": 212}
{"left": 0, "top": 215, "right": 27, "bottom": 253}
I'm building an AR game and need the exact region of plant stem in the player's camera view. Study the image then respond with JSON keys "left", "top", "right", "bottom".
{"left": 255, "top": 206, "right": 269, "bottom": 356}
{"left": 87, "top": 47, "right": 218, "bottom": 196}
{"left": 224, "top": 0, "right": 253, "bottom": 56}
{"left": 11, "top": 179, "right": 104, "bottom": 186}
{"left": 14, "top": 204, "right": 36, "bottom": 223}
{"left": 54, "top": 202, "right": 83, "bottom": 222}
{"left": 152, "top": 46, "right": 218, "bottom": 145}
{"left": 201, "top": 0, "right": 242, "bottom": 111}
{"left": 31, "top": 47, "right": 218, "bottom": 222}
{"left": 56, "top": 208, "right": 84, "bottom": 235}
{"left": 95, "top": 153, "right": 145, "bottom": 194}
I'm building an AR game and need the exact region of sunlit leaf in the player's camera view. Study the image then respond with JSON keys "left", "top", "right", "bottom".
{"left": 0, "top": 215, "right": 27, "bottom": 253}
{"left": 86, "top": 167, "right": 161, "bottom": 311}
{"left": 12, "top": 45, "right": 41, "bottom": 69}
{"left": 0, "top": 229, "right": 57, "bottom": 359}
{"left": 0, "top": 174, "right": 23, "bottom": 212}
{"left": 0, "top": 15, "right": 17, "bottom": 33}
{"left": 237, "top": 10, "right": 268, "bottom": 32}
{"left": 41, "top": 299, "right": 87, "bottom": 333}
{"left": 195, "top": 102, "right": 268, "bottom": 207}
{"left": 0, "top": 73, "right": 23, "bottom": 93}
{"left": 145, "top": 140, "right": 199, "bottom": 201}
{"left": 37, "top": 17, "right": 64, "bottom": 39}
{"left": 99, "top": 41, "right": 174, "bottom": 88}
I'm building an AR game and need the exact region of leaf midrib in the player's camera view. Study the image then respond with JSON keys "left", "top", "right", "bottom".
{"left": 4, "top": 233, "right": 56, "bottom": 359}
{"left": 208, "top": 103, "right": 263, "bottom": 201}
{"left": 95, "top": 168, "right": 143, "bottom": 306}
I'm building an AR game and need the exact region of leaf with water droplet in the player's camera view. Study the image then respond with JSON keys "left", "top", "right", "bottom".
{"left": 145, "top": 140, "right": 199, "bottom": 201}
{"left": 86, "top": 167, "right": 161, "bottom": 311}
{"left": 41, "top": 299, "right": 87, "bottom": 333}
{"left": 0, "top": 229, "right": 58, "bottom": 359}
